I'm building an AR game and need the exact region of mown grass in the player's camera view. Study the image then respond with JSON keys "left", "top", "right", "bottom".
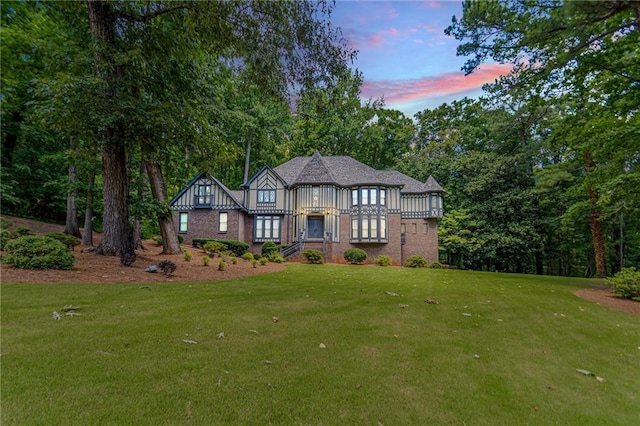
{"left": 2, "top": 265, "right": 639, "bottom": 425}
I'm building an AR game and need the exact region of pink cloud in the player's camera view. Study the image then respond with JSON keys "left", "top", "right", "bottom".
{"left": 361, "top": 63, "right": 513, "bottom": 104}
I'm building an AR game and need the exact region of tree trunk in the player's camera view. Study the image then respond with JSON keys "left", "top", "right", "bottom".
{"left": 243, "top": 128, "right": 253, "bottom": 184}
{"left": 87, "top": 0, "right": 135, "bottom": 263}
{"left": 64, "top": 136, "right": 82, "bottom": 238}
{"left": 133, "top": 161, "right": 148, "bottom": 250}
{"left": 585, "top": 152, "right": 607, "bottom": 277}
{"left": 82, "top": 169, "right": 95, "bottom": 246}
{"left": 142, "top": 143, "right": 181, "bottom": 255}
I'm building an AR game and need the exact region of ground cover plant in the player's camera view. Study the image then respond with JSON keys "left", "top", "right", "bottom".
{"left": 2, "top": 265, "right": 639, "bottom": 425}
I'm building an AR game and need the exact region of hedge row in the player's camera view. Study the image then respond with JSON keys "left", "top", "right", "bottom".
{"left": 192, "top": 238, "right": 249, "bottom": 256}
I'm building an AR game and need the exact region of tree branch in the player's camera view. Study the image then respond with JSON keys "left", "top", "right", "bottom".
{"left": 114, "top": 4, "right": 191, "bottom": 23}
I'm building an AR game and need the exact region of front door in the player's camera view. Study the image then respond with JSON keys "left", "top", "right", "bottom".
{"left": 307, "top": 216, "right": 324, "bottom": 239}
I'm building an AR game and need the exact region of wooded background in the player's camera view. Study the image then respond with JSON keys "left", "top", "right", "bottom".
{"left": 2, "top": 1, "right": 638, "bottom": 277}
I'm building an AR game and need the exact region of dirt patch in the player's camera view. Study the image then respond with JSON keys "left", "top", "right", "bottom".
{"left": 573, "top": 287, "right": 640, "bottom": 317}
{"left": 0, "top": 215, "right": 284, "bottom": 284}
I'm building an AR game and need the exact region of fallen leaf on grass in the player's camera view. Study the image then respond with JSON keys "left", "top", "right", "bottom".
{"left": 385, "top": 291, "right": 399, "bottom": 297}
{"left": 398, "top": 304, "right": 409, "bottom": 309}
{"left": 462, "top": 313, "right": 472, "bottom": 317}
{"left": 576, "top": 368, "right": 605, "bottom": 382}
{"left": 424, "top": 298, "right": 438, "bottom": 304}
{"left": 61, "top": 305, "right": 80, "bottom": 312}
{"left": 248, "top": 330, "right": 260, "bottom": 334}
{"left": 319, "top": 343, "right": 326, "bottom": 349}
{"left": 52, "top": 311, "right": 61, "bottom": 320}
{"left": 182, "top": 339, "right": 198, "bottom": 345}
{"left": 216, "top": 332, "right": 225, "bottom": 339}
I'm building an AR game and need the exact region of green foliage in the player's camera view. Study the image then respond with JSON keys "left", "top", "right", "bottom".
{"left": 218, "top": 260, "right": 227, "bottom": 271}
{"left": 344, "top": 248, "right": 367, "bottom": 264}
{"left": 251, "top": 259, "right": 259, "bottom": 268}
{"left": 202, "top": 255, "right": 211, "bottom": 266}
{"left": 45, "top": 233, "right": 81, "bottom": 251}
{"left": 429, "top": 261, "right": 444, "bottom": 269}
{"left": 607, "top": 268, "right": 640, "bottom": 301}
{"left": 268, "top": 252, "right": 285, "bottom": 264}
{"left": 302, "top": 249, "right": 324, "bottom": 264}
{"left": 2, "top": 235, "right": 75, "bottom": 270}
{"left": 152, "top": 236, "right": 163, "bottom": 246}
{"left": 193, "top": 239, "right": 248, "bottom": 256}
{"left": 261, "top": 241, "right": 278, "bottom": 256}
{"left": 0, "top": 229, "right": 10, "bottom": 250}
{"left": 176, "top": 234, "right": 184, "bottom": 244}
{"left": 0, "top": 218, "right": 13, "bottom": 230}
{"left": 203, "top": 241, "right": 227, "bottom": 257}
{"left": 242, "top": 252, "right": 254, "bottom": 261}
{"left": 259, "top": 257, "right": 269, "bottom": 266}
{"left": 405, "top": 255, "right": 426, "bottom": 268}
{"left": 13, "top": 227, "right": 32, "bottom": 237}
{"left": 183, "top": 251, "right": 193, "bottom": 262}
{"left": 230, "top": 256, "right": 237, "bottom": 265}
{"left": 374, "top": 255, "right": 392, "bottom": 267}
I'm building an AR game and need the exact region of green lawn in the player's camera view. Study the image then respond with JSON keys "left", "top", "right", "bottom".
{"left": 2, "top": 264, "right": 639, "bottom": 425}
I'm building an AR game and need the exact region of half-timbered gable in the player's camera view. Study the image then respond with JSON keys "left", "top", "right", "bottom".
{"left": 171, "top": 152, "right": 444, "bottom": 265}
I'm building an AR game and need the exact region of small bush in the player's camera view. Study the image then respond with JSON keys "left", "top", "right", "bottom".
{"left": 242, "top": 252, "right": 254, "bottom": 261}
{"left": 152, "top": 236, "right": 163, "bottom": 246}
{"left": 177, "top": 234, "right": 184, "bottom": 244}
{"left": 192, "top": 238, "right": 248, "bottom": 256}
{"left": 429, "top": 261, "right": 444, "bottom": 269}
{"left": 230, "top": 256, "right": 237, "bottom": 264}
{"left": 13, "top": 227, "right": 32, "bottom": 237}
{"left": 262, "top": 241, "right": 278, "bottom": 256}
{"left": 344, "top": 248, "right": 367, "bottom": 264}
{"left": 251, "top": 259, "right": 259, "bottom": 268}
{"left": 184, "top": 251, "right": 193, "bottom": 261}
{"left": 607, "top": 267, "right": 640, "bottom": 301}
{"left": 3, "top": 236, "right": 75, "bottom": 270}
{"left": 203, "top": 241, "right": 226, "bottom": 257}
{"left": 202, "top": 255, "right": 211, "bottom": 266}
{"left": 0, "top": 217, "right": 13, "bottom": 230}
{"left": 46, "top": 233, "right": 81, "bottom": 251}
{"left": 405, "top": 255, "right": 426, "bottom": 268}
{"left": 374, "top": 255, "right": 392, "bottom": 267}
{"left": 218, "top": 260, "right": 227, "bottom": 271}
{"left": 302, "top": 249, "right": 324, "bottom": 264}
{"left": 259, "top": 257, "right": 269, "bottom": 266}
{"left": 0, "top": 229, "right": 10, "bottom": 250}
{"left": 269, "top": 252, "right": 285, "bottom": 263}
{"left": 158, "top": 260, "right": 177, "bottom": 276}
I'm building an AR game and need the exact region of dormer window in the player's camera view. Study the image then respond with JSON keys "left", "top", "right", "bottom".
{"left": 194, "top": 185, "right": 212, "bottom": 207}
{"left": 258, "top": 189, "right": 276, "bottom": 204}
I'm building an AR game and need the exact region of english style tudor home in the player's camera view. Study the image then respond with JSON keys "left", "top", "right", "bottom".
{"left": 170, "top": 152, "right": 444, "bottom": 265}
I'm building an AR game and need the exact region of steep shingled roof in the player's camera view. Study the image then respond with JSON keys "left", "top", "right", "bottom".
{"left": 273, "top": 152, "right": 443, "bottom": 194}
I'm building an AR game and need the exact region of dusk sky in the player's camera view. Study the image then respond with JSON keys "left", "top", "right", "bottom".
{"left": 331, "top": 0, "right": 512, "bottom": 118}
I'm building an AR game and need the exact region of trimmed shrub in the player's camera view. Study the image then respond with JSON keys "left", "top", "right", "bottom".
{"left": 3, "top": 236, "right": 75, "bottom": 270}
{"left": 202, "top": 255, "right": 211, "bottom": 266}
{"left": 251, "top": 259, "right": 259, "bottom": 268}
{"left": 242, "top": 252, "right": 254, "bottom": 261}
{"left": 374, "top": 255, "right": 392, "bottom": 267}
{"left": 607, "top": 267, "right": 640, "bottom": 301}
{"left": 302, "top": 249, "right": 324, "bottom": 264}
{"left": 218, "top": 260, "right": 227, "bottom": 271}
{"left": 344, "top": 248, "right": 367, "bottom": 264}
{"left": 429, "top": 261, "right": 444, "bottom": 269}
{"left": 46, "top": 233, "right": 81, "bottom": 251}
{"left": 192, "top": 238, "right": 248, "bottom": 256}
{"left": 230, "top": 256, "right": 237, "bottom": 265}
{"left": 269, "top": 252, "right": 285, "bottom": 263}
{"left": 259, "top": 257, "right": 269, "bottom": 265}
{"left": 203, "top": 241, "right": 227, "bottom": 257}
{"left": 261, "top": 241, "right": 278, "bottom": 256}
{"left": 184, "top": 251, "right": 193, "bottom": 261}
{"left": 405, "top": 255, "right": 427, "bottom": 268}
{"left": 152, "top": 236, "right": 163, "bottom": 246}
{"left": 177, "top": 234, "right": 184, "bottom": 244}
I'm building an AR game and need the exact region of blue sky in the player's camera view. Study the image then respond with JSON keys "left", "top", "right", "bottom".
{"left": 331, "top": 0, "right": 511, "bottom": 118}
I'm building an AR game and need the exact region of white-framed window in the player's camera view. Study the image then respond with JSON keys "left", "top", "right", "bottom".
{"left": 258, "top": 189, "right": 276, "bottom": 203}
{"left": 255, "top": 215, "right": 281, "bottom": 241}
{"left": 179, "top": 212, "right": 188, "bottom": 233}
{"left": 219, "top": 212, "right": 228, "bottom": 233}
